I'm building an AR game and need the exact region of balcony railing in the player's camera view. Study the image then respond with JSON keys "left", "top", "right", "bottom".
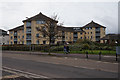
{"left": 26, "top": 41, "right": 31, "bottom": 45}
{"left": 96, "top": 33, "right": 100, "bottom": 36}
{"left": 95, "top": 29, "right": 100, "bottom": 32}
{"left": 96, "top": 37, "right": 100, "bottom": 41}
{"left": 26, "top": 31, "right": 31, "bottom": 34}
{"left": 14, "top": 38, "right": 17, "bottom": 41}
{"left": 26, "top": 37, "right": 31, "bottom": 40}
{"left": 73, "top": 35, "right": 78, "bottom": 37}
{"left": 14, "top": 33, "right": 17, "bottom": 36}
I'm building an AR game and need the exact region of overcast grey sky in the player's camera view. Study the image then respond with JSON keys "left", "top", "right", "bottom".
{"left": 0, "top": 0, "right": 119, "bottom": 34}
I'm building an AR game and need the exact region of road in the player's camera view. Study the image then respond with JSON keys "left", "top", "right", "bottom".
{"left": 2, "top": 52, "right": 118, "bottom": 78}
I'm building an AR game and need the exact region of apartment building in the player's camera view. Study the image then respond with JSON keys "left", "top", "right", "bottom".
{"left": 82, "top": 21, "right": 106, "bottom": 43}
{"left": 8, "top": 12, "right": 106, "bottom": 45}
{"left": 9, "top": 12, "right": 58, "bottom": 45}
{"left": 0, "top": 29, "right": 9, "bottom": 45}
{"left": 57, "top": 26, "right": 85, "bottom": 44}
{"left": 9, "top": 25, "right": 24, "bottom": 44}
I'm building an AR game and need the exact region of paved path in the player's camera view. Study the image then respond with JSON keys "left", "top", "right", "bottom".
{"left": 2, "top": 51, "right": 119, "bottom": 63}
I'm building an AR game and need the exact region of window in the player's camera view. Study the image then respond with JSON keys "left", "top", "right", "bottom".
{"left": 11, "top": 42, "right": 12, "bottom": 44}
{"left": 11, "top": 32, "right": 13, "bottom": 34}
{"left": 22, "top": 36, "right": 24, "bottom": 39}
{"left": 43, "top": 34, "right": 46, "bottom": 37}
{"left": 36, "top": 34, "right": 39, "bottom": 38}
{"left": 11, "top": 36, "right": 13, "bottom": 39}
{"left": 103, "top": 28, "right": 105, "bottom": 31}
{"left": 43, "top": 41, "right": 46, "bottom": 44}
{"left": 22, "top": 30, "right": 24, "bottom": 33}
{"left": 36, "top": 20, "right": 45, "bottom": 24}
{"left": 26, "top": 22, "right": 31, "bottom": 27}
{"left": 18, "top": 36, "right": 20, "bottom": 38}
{"left": 88, "top": 32, "right": 89, "bottom": 34}
{"left": 91, "top": 32, "right": 92, "bottom": 34}
{"left": 88, "top": 36, "right": 89, "bottom": 39}
{"left": 80, "top": 33, "right": 82, "bottom": 35}
{"left": 36, "top": 40, "right": 39, "bottom": 44}
{"left": 89, "top": 27, "right": 92, "bottom": 29}
{"left": 22, "top": 41, "right": 24, "bottom": 44}
{"left": 18, "top": 42, "right": 20, "bottom": 44}
{"left": 86, "top": 28, "right": 88, "bottom": 30}
{"left": 91, "top": 36, "right": 92, "bottom": 39}
{"left": 81, "top": 37, "right": 82, "bottom": 39}
{"left": 42, "top": 26, "right": 46, "bottom": 30}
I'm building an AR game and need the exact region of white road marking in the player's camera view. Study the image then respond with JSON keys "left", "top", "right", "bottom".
{"left": 65, "top": 57, "right": 68, "bottom": 59}
{"left": 3, "top": 66, "right": 48, "bottom": 78}
{"left": 103, "top": 56, "right": 116, "bottom": 58}
{"left": 96, "top": 61, "right": 118, "bottom": 64}
{"left": 74, "top": 65, "right": 117, "bottom": 73}
{"left": 75, "top": 58, "right": 78, "bottom": 60}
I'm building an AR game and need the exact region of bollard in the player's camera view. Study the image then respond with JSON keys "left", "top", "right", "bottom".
{"left": 99, "top": 51, "right": 101, "bottom": 60}
{"left": 116, "top": 53, "right": 118, "bottom": 61}
{"left": 86, "top": 51, "right": 88, "bottom": 59}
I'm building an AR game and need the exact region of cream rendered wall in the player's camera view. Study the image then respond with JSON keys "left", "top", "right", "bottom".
{"left": 83, "top": 27, "right": 96, "bottom": 41}
{"left": 100, "top": 27, "right": 106, "bottom": 43}
{"left": 24, "top": 22, "right": 27, "bottom": 44}
{"left": 100, "top": 27, "right": 106, "bottom": 38}
{"left": 31, "top": 21, "right": 58, "bottom": 44}
{"left": 77, "top": 32, "right": 85, "bottom": 40}
{"left": 32, "top": 21, "right": 49, "bottom": 44}
{"left": 9, "top": 31, "right": 14, "bottom": 44}
{"left": 55, "top": 30, "right": 62, "bottom": 44}
{"left": 17, "top": 29, "right": 24, "bottom": 44}
{"left": 31, "top": 21, "right": 36, "bottom": 44}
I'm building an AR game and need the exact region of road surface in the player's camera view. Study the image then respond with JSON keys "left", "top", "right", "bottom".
{"left": 2, "top": 52, "right": 118, "bottom": 78}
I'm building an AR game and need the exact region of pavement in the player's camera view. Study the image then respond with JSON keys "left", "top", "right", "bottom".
{"left": 2, "top": 51, "right": 120, "bottom": 63}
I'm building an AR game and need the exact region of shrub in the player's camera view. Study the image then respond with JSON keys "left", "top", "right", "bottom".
{"left": 82, "top": 43, "right": 90, "bottom": 50}
{"left": 51, "top": 46, "right": 64, "bottom": 52}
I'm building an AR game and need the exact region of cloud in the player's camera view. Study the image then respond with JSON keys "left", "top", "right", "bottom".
{"left": 0, "top": 2, "right": 118, "bottom": 34}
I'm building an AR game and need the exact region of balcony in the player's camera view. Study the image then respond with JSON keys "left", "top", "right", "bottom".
{"left": 62, "top": 38, "right": 65, "bottom": 41}
{"left": 26, "top": 31, "right": 31, "bottom": 34}
{"left": 96, "top": 38, "right": 100, "bottom": 41}
{"left": 73, "top": 35, "right": 78, "bottom": 38}
{"left": 26, "top": 41, "right": 31, "bottom": 45}
{"left": 14, "top": 38, "right": 17, "bottom": 41}
{"left": 26, "top": 37, "right": 31, "bottom": 40}
{"left": 95, "top": 28, "right": 100, "bottom": 32}
{"left": 14, "top": 33, "right": 17, "bottom": 36}
{"left": 26, "top": 22, "right": 31, "bottom": 27}
{"left": 26, "top": 26, "right": 31, "bottom": 28}
{"left": 96, "top": 33, "right": 100, "bottom": 36}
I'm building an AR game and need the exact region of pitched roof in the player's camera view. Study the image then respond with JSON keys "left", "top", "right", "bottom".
{"left": 82, "top": 20, "right": 106, "bottom": 28}
{"left": 57, "top": 26, "right": 84, "bottom": 32}
{"left": 0, "top": 29, "right": 8, "bottom": 35}
{"left": 8, "top": 25, "right": 24, "bottom": 31}
{"left": 22, "top": 12, "right": 58, "bottom": 23}
{"left": 0, "top": 29, "right": 7, "bottom": 32}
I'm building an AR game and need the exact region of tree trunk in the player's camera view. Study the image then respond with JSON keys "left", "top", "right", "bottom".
{"left": 48, "top": 43, "right": 51, "bottom": 55}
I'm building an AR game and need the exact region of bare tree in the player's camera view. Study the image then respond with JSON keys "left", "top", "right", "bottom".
{"left": 36, "top": 14, "right": 63, "bottom": 55}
